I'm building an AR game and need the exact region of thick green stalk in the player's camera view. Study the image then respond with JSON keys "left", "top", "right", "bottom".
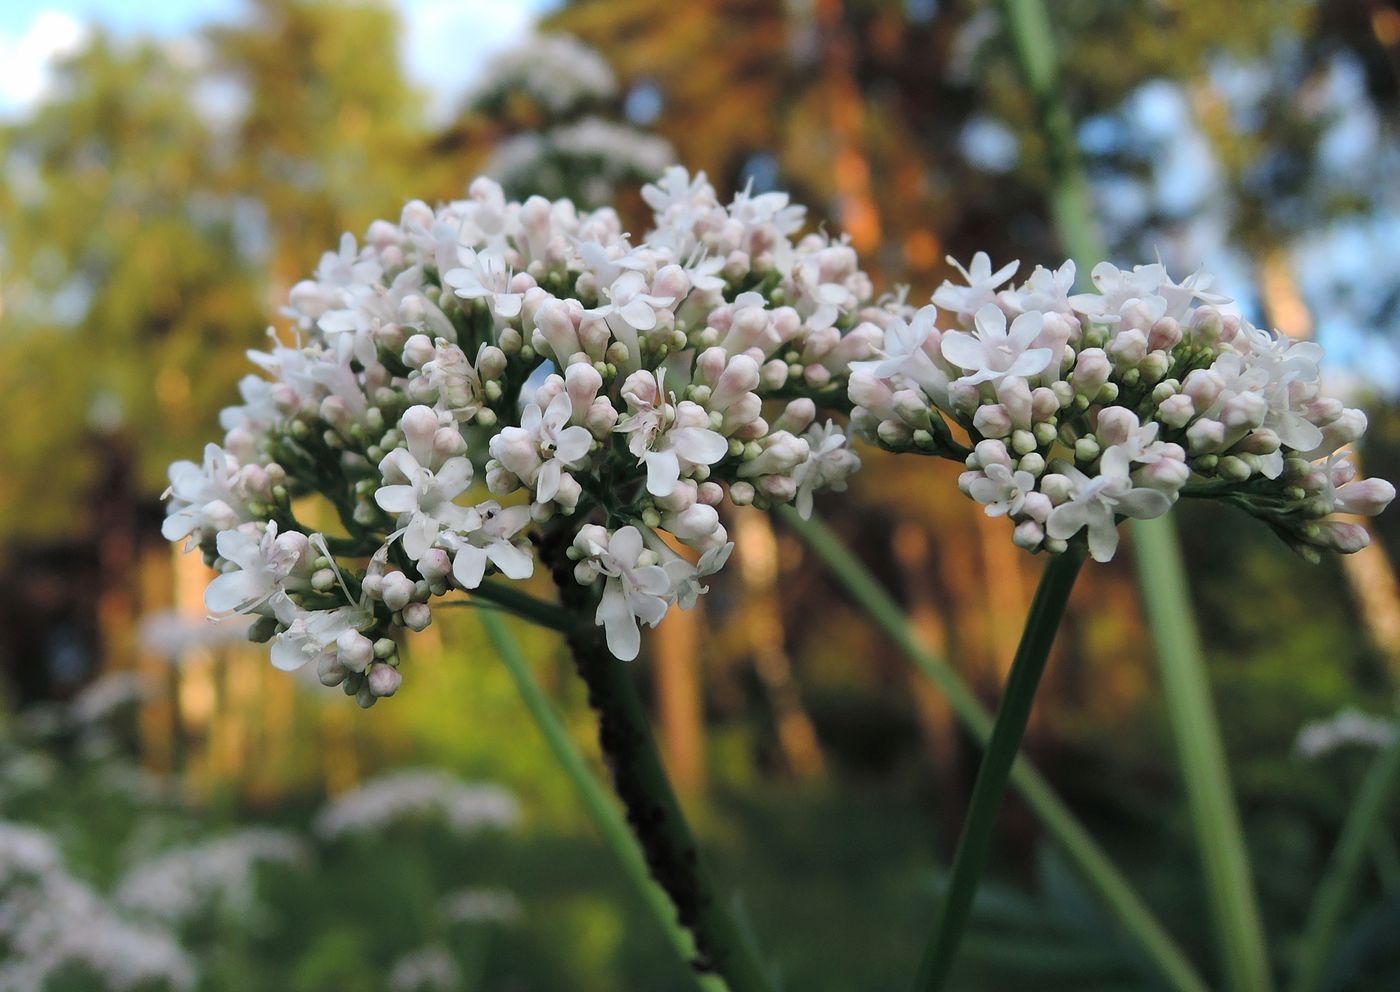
{"left": 479, "top": 610, "right": 729, "bottom": 992}
{"left": 996, "top": 0, "right": 1275, "bottom": 986}
{"left": 781, "top": 508, "right": 1207, "bottom": 992}
{"left": 558, "top": 613, "right": 776, "bottom": 992}
{"left": 1290, "top": 722, "right": 1400, "bottom": 992}
{"left": 912, "top": 547, "right": 1086, "bottom": 990}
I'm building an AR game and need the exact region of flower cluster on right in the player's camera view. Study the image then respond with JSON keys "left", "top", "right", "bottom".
{"left": 849, "top": 255, "right": 1395, "bottom": 562}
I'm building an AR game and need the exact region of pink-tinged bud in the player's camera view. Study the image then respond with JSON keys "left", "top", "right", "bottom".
{"left": 848, "top": 371, "right": 897, "bottom": 418}
{"left": 1071, "top": 348, "right": 1110, "bottom": 395}
{"left": 403, "top": 602, "right": 432, "bottom": 632}
{"left": 489, "top": 426, "right": 542, "bottom": 481}
{"left": 403, "top": 333, "right": 435, "bottom": 368}
{"left": 694, "top": 347, "right": 728, "bottom": 386}
{"left": 711, "top": 356, "right": 762, "bottom": 410}
{"left": 1182, "top": 369, "right": 1225, "bottom": 410}
{"left": 1220, "top": 393, "right": 1267, "bottom": 434}
{"left": 1336, "top": 478, "right": 1396, "bottom": 517}
{"left": 367, "top": 663, "right": 403, "bottom": 698}
{"left": 738, "top": 432, "right": 810, "bottom": 478}
{"left": 996, "top": 376, "right": 1033, "bottom": 430}
{"left": 663, "top": 503, "right": 721, "bottom": 540}
{"left": 1020, "top": 491, "right": 1052, "bottom": 522}
{"left": 1013, "top": 520, "right": 1046, "bottom": 550}
{"left": 721, "top": 393, "right": 763, "bottom": 434}
{"left": 1190, "top": 306, "right": 1225, "bottom": 345}
{"left": 578, "top": 317, "right": 611, "bottom": 359}
{"left": 877, "top": 419, "right": 913, "bottom": 446}
{"left": 655, "top": 479, "right": 698, "bottom": 514}
{"left": 729, "top": 480, "right": 756, "bottom": 505}
{"left": 565, "top": 362, "right": 603, "bottom": 413}
{"left": 382, "top": 573, "right": 416, "bottom": 612}
{"left": 948, "top": 381, "right": 981, "bottom": 416}
{"left": 1040, "top": 473, "right": 1074, "bottom": 504}
{"left": 974, "top": 439, "right": 1013, "bottom": 470}
{"left": 1148, "top": 317, "right": 1182, "bottom": 351}
{"left": 1157, "top": 393, "right": 1195, "bottom": 429}
{"left": 317, "top": 654, "right": 348, "bottom": 687}
{"left": 620, "top": 369, "right": 661, "bottom": 409}
{"left": 1095, "top": 406, "right": 1140, "bottom": 446}
{"left": 433, "top": 427, "right": 466, "bottom": 460}
{"left": 1312, "top": 520, "right": 1371, "bottom": 554}
{"left": 972, "top": 404, "right": 1013, "bottom": 439}
{"left": 804, "top": 364, "right": 832, "bottom": 388}
{"left": 405, "top": 377, "right": 437, "bottom": 404}
{"left": 760, "top": 475, "right": 798, "bottom": 501}
{"left": 477, "top": 345, "right": 507, "bottom": 379}
{"left": 697, "top": 481, "right": 724, "bottom": 506}
{"left": 336, "top": 631, "right": 374, "bottom": 674}
{"left": 534, "top": 300, "right": 581, "bottom": 363}
{"left": 418, "top": 548, "right": 452, "bottom": 583}
{"left": 1305, "top": 409, "right": 1368, "bottom": 459}
{"left": 1186, "top": 418, "right": 1227, "bottom": 454}
{"left": 1108, "top": 328, "right": 1148, "bottom": 367}
{"left": 1235, "top": 428, "right": 1280, "bottom": 456}
{"left": 892, "top": 390, "right": 932, "bottom": 428}
{"left": 652, "top": 264, "right": 690, "bottom": 300}
{"left": 1030, "top": 387, "right": 1059, "bottom": 423}
{"left": 400, "top": 405, "right": 440, "bottom": 454}
{"left": 759, "top": 359, "right": 789, "bottom": 391}
{"left": 553, "top": 473, "right": 582, "bottom": 510}
{"left": 773, "top": 398, "right": 816, "bottom": 435}
{"left": 288, "top": 279, "right": 332, "bottom": 318}
{"left": 585, "top": 399, "right": 619, "bottom": 436}
{"left": 1305, "top": 396, "right": 1344, "bottom": 426}
{"left": 320, "top": 395, "right": 353, "bottom": 431}
{"left": 1136, "top": 458, "right": 1190, "bottom": 492}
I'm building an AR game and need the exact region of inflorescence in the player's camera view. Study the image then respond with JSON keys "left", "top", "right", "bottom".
{"left": 164, "top": 168, "right": 1393, "bottom": 704}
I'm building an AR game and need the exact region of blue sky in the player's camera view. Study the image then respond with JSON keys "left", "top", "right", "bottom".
{"left": 0, "top": 0, "right": 553, "bottom": 121}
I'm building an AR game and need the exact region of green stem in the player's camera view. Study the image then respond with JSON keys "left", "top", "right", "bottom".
{"left": 479, "top": 610, "right": 729, "bottom": 992}
{"left": 559, "top": 611, "right": 776, "bottom": 992}
{"left": 469, "top": 580, "right": 573, "bottom": 633}
{"left": 1131, "top": 517, "right": 1275, "bottom": 992}
{"left": 912, "top": 546, "right": 1086, "bottom": 990}
{"left": 781, "top": 507, "right": 1208, "bottom": 992}
{"left": 1290, "top": 723, "right": 1400, "bottom": 992}
{"left": 995, "top": 0, "right": 1276, "bottom": 985}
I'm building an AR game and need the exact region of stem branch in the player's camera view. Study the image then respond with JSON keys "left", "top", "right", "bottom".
{"left": 912, "top": 546, "right": 1086, "bottom": 990}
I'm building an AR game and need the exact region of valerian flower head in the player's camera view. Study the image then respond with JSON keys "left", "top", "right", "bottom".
{"left": 165, "top": 168, "right": 871, "bottom": 699}
{"left": 164, "top": 167, "right": 1392, "bottom": 703}
{"left": 852, "top": 253, "right": 1392, "bottom": 565}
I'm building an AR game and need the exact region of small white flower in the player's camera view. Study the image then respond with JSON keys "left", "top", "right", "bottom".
{"left": 443, "top": 502, "right": 535, "bottom": 589}
{"left": 1044, "top": 463, "right": 1172, "bottom": 562}
{"left": 443, "top": 247, "right": 522, "bottom": 320}
{"left": 575, "top": 525, "right": 672, "bottom": 661}
{"left": 376, "top": 451, "right": 476, "bottom": 561}
{"left": 940, "top": 304, "right": 1051, "bottom": 386}
{"left": 615, "top": 370, "right": 728, "bottom": 497}
{"left": 490, "top": 393, "right": 593, "bottom": 503}
{"left": 967, "top": 463, "right": 1037, "bottom": 518}
{"left": 932, "top": 252, "right": 1019, "bottom": 318}
{"left": 204, "top": 523, "right": 310, "bottom": 623}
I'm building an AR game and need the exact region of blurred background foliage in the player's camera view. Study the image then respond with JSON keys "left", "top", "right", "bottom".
{"left": 1, "top": 0, "right": 1400, "bottom": 988}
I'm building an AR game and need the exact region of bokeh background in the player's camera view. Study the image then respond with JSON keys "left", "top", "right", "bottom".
{"left": 2, "top": 0, "right": 1400, "bottom": 989}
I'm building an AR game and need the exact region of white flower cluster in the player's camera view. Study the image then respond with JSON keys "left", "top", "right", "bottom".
{"left": 1295, "top": 706, "right": 1397, "bottom": 759}
{"left": 114, "top": 829, "right": 308, "bottom": 926}
{"left": 468, "top": 34, "right": 618, "bottom": 115}
{"left": 486, "top": 117, "right": 676, "bottom": 206}
{"left": 164, "top": 167, "right": 867, "bottom": 689}
{"left": 388, "top": 945, "right": 462, "bottom": 992}
{"left": 0, "top": 821, "right": 196, "bottom": 992}
{"left": 849, "top": 255, "right": 1396, "bottom": 562}
{"left": 441, "top": 886, "right": 524, "bottom": 925}
{"left": 313, "top": 770, "right": 519, "bottom": 839}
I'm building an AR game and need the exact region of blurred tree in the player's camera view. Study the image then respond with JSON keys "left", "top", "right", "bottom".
{"left": 0, "top": 34, "right": 263, "bottom": 542}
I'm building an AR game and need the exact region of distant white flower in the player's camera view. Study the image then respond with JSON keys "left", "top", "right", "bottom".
{"left": 314, "top": 770, "right": 519, "bottom": 839}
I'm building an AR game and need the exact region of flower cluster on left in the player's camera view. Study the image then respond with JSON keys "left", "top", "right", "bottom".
{"left": 164, "top": 169, "right": 871, "bottom": 702}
